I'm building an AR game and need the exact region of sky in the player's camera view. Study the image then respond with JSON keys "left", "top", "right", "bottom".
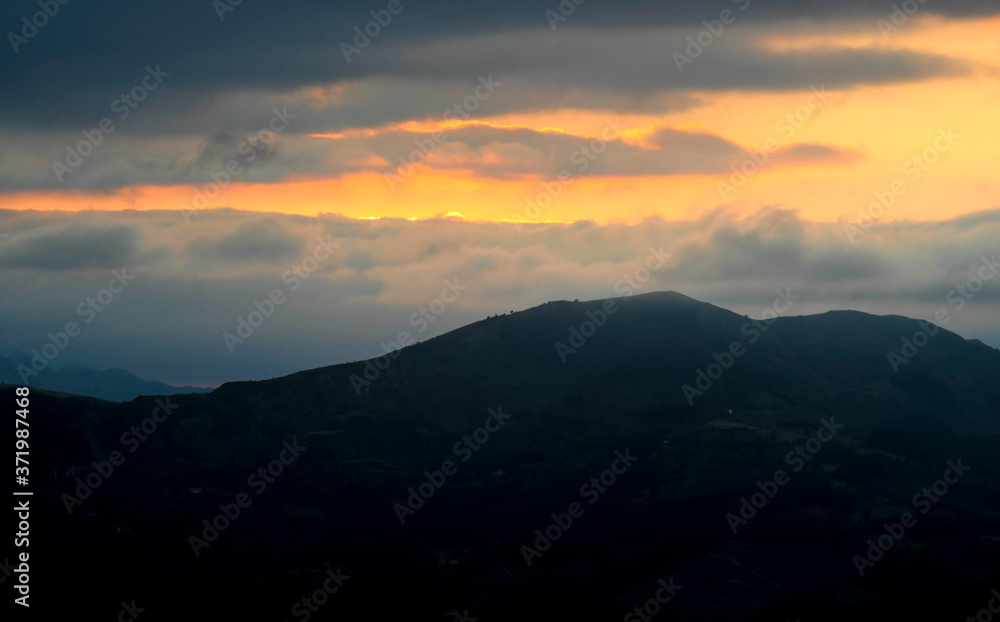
{"left": 1, "top": 0, "right": 998, "bottom": 386}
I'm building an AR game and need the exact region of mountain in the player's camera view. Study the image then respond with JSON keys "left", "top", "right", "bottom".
{"left": 14, "top": 292, "right": 1000, "bottom": 621}
{"left": 0, "top": 353, "right": 213, "bottom": 401}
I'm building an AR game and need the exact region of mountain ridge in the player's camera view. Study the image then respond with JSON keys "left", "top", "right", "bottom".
{"left": 0, "top": 353, "right": 213, "bottom": 402}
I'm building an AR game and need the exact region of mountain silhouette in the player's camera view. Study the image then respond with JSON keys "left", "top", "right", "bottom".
{"left": 14, "top": 291, "right": 1000, "bottom": 621}
{"left": 0, "top": 353, "right": 212, "bottom": 402}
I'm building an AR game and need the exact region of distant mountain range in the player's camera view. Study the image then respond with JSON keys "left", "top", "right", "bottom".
{"left": 0, "top": 353, "right": 212, "bottom": 402}
{"left": 15, "top": 292, "right": 1000, "bottom": 621}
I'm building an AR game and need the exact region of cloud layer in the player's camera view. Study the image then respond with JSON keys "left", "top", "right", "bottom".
{"left": 0, "top": 1, "right": 990, "bottom": 194}
{"left": 1, "top": 207, "right": 997, "bottom": 385}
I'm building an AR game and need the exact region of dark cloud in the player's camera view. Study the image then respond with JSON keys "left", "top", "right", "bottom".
{"left": 192, "top": 131, "right": 280, "bottom": 170}
{"left": 669, "top": 223, "right": 805, "bottom": 281}
{"left": 806, "top": 248, "right": 892, "bottom": 282}
{"left": 0, "top": 223, "right": 137, "bottom": 270}
{"left": 0, "top": 0, "right": 988, "bottom": 134}
{"left": 770, "top": 143, "right": 854, "bottom": 164}
{"left": 191, "top": 220, "right": 304, "bottom": 264}
{"left": 0, "top": 122, "right": 857, "bottom": 191}
{"left": 401, "top": 124, "right": 854, "bottom": 178}
{"left": 396, "top": 30, "right": 971, "bottom": 93}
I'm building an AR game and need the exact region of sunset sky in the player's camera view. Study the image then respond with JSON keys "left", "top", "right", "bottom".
{"left": 1, "top": 0, "right": 998, "bottom": 385}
